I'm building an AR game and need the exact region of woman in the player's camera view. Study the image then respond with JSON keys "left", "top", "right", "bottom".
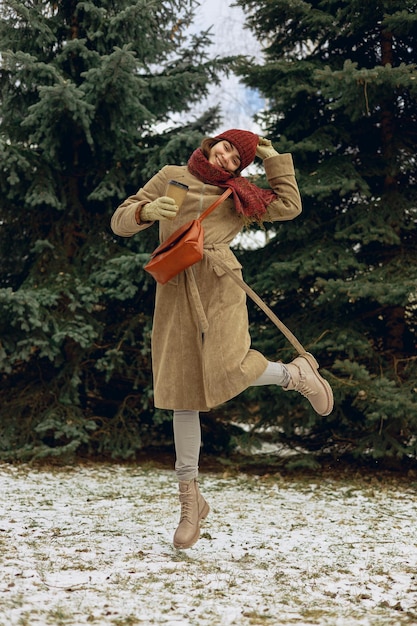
{"left": 111, "top": 129, "right": 333, "bottom": 549}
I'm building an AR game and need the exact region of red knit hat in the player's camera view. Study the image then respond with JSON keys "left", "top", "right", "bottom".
{"left": 214, "top": 129, "right": 259, "bottom": 171}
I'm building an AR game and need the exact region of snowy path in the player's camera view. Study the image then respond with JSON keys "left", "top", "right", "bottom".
{"left": 0, "top": 463, "right": 416, "bottom": 625}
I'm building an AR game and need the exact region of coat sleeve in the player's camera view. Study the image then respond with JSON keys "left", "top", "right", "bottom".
{"left": 110, "top": 167, "right": 170, "bottom": 237}
{"left": 262, "top": 153, "right": 302, "bottom": 222}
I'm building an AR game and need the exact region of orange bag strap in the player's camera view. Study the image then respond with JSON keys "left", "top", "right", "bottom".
{"left": 198, "top": 188, "right": 232, "bottom": 222}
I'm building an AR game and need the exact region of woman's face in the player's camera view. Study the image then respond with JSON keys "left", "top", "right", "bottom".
{"left": 208, "top": 140, "right": 241, "bottom": 173}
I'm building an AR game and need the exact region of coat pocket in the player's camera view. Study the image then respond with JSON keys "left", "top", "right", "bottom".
{"left": 211, "top": 255, "right": 243, "bottom": 277}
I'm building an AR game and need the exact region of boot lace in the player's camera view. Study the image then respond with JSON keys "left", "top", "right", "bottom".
{"left": 179, "top": 490, "right": 193, "bottom": 522}
{"left": 292, "top": 372, "right": 318, "bottom": 398}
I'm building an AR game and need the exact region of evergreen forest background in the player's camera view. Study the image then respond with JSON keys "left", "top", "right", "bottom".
{"left": 0, "top": 0, "right": 416, "bottom": 468}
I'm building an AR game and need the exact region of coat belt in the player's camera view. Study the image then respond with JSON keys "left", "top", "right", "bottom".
{"left": 184, "top": 243, "right": 230, "bottom": 334}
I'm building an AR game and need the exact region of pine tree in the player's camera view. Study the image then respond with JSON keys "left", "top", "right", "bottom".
{"left": 233, "top": 0, "right": 417, "bottom": 466}
{"left": 0, "top": 0, "right": 232, "bottom": 459}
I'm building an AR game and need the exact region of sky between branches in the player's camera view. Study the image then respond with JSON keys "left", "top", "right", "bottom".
{"left": 188, "top": 0, "right": 264, "bottom": 134}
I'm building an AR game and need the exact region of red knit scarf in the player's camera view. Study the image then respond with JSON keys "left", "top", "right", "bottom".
{"left": 187, "top": 148, "right": 277, "bottom": 221}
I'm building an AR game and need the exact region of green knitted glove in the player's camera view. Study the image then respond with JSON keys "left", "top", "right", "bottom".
{"left": 256, "top": 137, "right": 279, "bottom": 160}
{"left": 140, "top": 196, "right": 179, "bottom": 222}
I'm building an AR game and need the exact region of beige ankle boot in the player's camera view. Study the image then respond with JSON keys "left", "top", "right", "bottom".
{"left": 284, "top": 352, "right": 334, "bottom": 416}
{"left": 173, "top": 479, "right": 210, "bottom": 549}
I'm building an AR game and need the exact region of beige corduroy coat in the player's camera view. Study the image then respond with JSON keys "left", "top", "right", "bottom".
{"left": 111, "top": 154, "right": 302, "bottom": 411}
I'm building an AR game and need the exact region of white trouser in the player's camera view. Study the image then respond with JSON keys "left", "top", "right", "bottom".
{"left": 173, "top": 362, "right": 289, "bottom": 481}
{"left": 173, "top": 409, "right": 201, "bottom": 482}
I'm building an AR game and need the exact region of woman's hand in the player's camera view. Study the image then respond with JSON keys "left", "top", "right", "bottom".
{"left": 256, "top": 137, "right": 279, "bottom": 160}
{"left": 140, "top": 197, "right": 179, "bottom": 222}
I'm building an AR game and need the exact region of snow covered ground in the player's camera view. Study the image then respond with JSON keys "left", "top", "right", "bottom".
{"left": 1, "top": 462, "right": 416, "bottom": 625}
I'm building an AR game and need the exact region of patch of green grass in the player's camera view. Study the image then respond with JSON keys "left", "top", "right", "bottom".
{"left": 241, "top": 610, "right": 276, "bottom": 623}
{"left": 110, "top": 616, "right": 143, "bottom": 625}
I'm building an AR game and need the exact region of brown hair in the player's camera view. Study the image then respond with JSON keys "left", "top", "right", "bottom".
{"left": 200, "top": 137, "right": 241, "bottom": 177}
